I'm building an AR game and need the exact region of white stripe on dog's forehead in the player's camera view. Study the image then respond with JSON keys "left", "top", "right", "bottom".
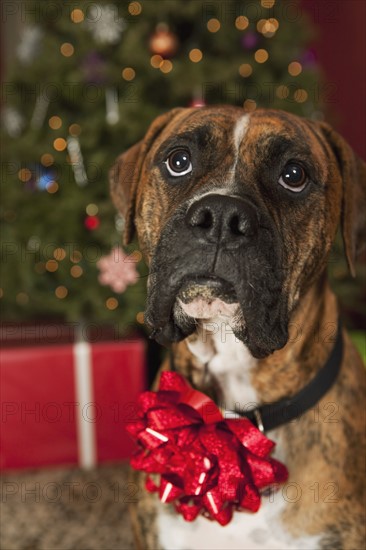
{"left": 187, "top": 113, "right": 251, "bottom": 205}
{"left": 233, "top": 114, "right": 251, "bottom": 151}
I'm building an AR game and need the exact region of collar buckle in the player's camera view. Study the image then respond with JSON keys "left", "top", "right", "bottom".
{"left": 253, "top": 409, "right": 265, "bottom": 433}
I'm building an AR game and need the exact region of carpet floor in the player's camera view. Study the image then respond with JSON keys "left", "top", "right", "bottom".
{"left": 1, "top": 463, "right": 135, "bottom": 550}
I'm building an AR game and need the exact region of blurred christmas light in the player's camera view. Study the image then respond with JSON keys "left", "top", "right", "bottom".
{"left": 122, "top": 67, "right": 136, "bottom": 80}
{"left": 149, "top": 24, "right": 178, "bottom": 58}
{"left": 257, "top": 19, "right": 266, "bottom": 33}
{"left": 261, "top": 0, "right": 276, "bottom": 7}
{"left": 55, "top": 286, "right": 68, "bottom": 299}
{"left": 19, "top": 165, "right": 57, "bottom": 192}
{"left": 189, "top": 97, "right": 206, "bottom": 108}
{"left": 160, "top": 60, "right": 173, "bottom": 73}
{"left": 49, "top": 116, "right": 62, "bottom": 129}
{"left": 53, "top": 138, "right": 67, "bottom": 151}
{"left": 60, "top": 43, "right": 74, "bottom": 57}
{"left": 128, "top": 2, "right": 142, "bottom": 15}
{"left": 37, "top": 168, "right": 57, "bottom": 190}
{"left": 70, "top": 9, "right": 84, "bottom": 23}
{"left": 288, "top": 61, "right": 303, "bottom": 76}
{"left": 18, "top": 168, "right": 32, "bottom": 182}
{"left": 207, "top": 19, "right": 221, "bottom": 33}
{"left": 71, "top": 265, "right": 83, "bottom": 278}
{"left": 69, "top": 124, "right": 82, "bottom": 136}
{"left": 235, "top": 16, "right": 249, "bottom": 31}
{"left": 106, "top": 297, "right": 118, "bottom": 310}
{"left": 86, "top": 203, "right": 99, "bottom": 216}
{"left": 46, "top": 260, "right": 58, "bottom": 272}
{"left": 27, "top": 236, "right": 40, "bottom": 250}
{"left": 46, "top": 182, "right": 59, "bottom": 194}
{"left": 53, "top": 248, "right": 66, "bottom": 261}
{"left": 276, "top": 85, "right": 290, "bottom": 99}
{"left": 41, "top": 153, "right": 54, "bottom": 166}
{"left": 136, "top": 312, "right": 144, "bottom": 324}
{"left": 150, "top": 54, "right": 163, "bottom": 68}
{"left": 258, "top": 19, "right": 278, "bottom": 37}
{"left": 254, "top": 49, "right": 269, "bottom": 63}
{"left": 294, "top": 89, "right": 308, "bottom": 103}
{"left": 70, "top": 251, "right": 82, "bottom": 263}
{"left": 84, "top": 215, "right": 100, "bottom": 230}
{"left": 269, "top": 19, "right": 279, "bottom": 30}
{"left": 239, "top": 63, "right": 253, "bottom": 77}
{"left": 189, "top": 49, "right": 203, "bottom": 63}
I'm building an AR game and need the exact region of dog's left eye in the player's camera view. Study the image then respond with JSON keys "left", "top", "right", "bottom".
{"left": 278, "top": 163, "right": 307, "bottom": 192}
{"left": 165, "top": 149, "right": 192, "bottom": 177}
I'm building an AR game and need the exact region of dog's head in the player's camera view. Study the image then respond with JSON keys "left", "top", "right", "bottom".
{"left": 110, "top": 107, "right": 365, "bottom": 358}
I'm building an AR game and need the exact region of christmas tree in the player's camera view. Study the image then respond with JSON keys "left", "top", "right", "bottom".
{"left": 1, "top": 0, "right": 323, "bottom": 330}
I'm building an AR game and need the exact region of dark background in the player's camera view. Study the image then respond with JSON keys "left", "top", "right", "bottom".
{"left": 301, "top": 0, "right": 365, "bottom": 158}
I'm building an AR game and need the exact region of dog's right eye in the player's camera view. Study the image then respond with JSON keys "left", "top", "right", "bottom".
{"left": 278, "top": 163, "right": 307, "bottom": 192}
{"left": 164, "top": 149, "right": 192, "bottom": 177}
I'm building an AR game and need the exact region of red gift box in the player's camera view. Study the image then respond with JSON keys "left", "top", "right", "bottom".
{"left": 0, "top": 340, "right": 146, "bottom": 470}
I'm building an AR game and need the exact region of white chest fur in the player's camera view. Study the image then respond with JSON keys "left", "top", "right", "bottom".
{"left": 157, "top": 320, "right": 322, "bottom": 549}
{"left": 186, "top": 317, "right": 258, "bottom": 411}
{"left": 157, "top": 491, "right": 321, "bottom": 550}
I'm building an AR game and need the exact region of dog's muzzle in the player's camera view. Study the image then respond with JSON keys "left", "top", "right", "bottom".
{"left": 145, "top": 193, "right": 288, "bottom": 358}
{"left": 176, "top": 194, "right": 258, "bottom": 320}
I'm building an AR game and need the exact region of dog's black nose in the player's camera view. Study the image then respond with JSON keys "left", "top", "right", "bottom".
{"left": 185, "top": 194, "right": 258, "bottom": 244}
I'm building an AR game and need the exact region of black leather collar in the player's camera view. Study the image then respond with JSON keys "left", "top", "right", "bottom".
{"left": 170, "top": 319, "right": 343, "bottom": 432}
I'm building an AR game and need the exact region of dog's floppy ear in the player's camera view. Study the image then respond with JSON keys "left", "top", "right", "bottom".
{"left": 109, "top": 141, "right": 143, "bottom": 245}
{"left": 110, "top": 107, "right": 185, "bottom": 244}
{"left": 317, "top": 122, "right": 366, "bottom": 277}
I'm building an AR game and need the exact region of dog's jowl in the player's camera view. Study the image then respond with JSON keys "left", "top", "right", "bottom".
{"left": 110, "top": 107, "right": 366, "bottom": 550}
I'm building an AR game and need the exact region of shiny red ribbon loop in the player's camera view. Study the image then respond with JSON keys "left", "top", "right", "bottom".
{"left": 126, "top": 371, "right": 288, "bottom": 526}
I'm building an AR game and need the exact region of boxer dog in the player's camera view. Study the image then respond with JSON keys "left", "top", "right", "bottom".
{"left": 110, "top": 107, "right": 365, "bottom": 550}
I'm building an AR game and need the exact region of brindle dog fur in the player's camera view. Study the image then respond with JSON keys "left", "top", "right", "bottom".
{"left": 110, "top": 107, "right": 365, "bottom": 550}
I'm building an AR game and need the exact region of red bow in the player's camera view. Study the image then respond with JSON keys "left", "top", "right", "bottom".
{"left": 126, "top": 371, "right": 288, "bottom": 526}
